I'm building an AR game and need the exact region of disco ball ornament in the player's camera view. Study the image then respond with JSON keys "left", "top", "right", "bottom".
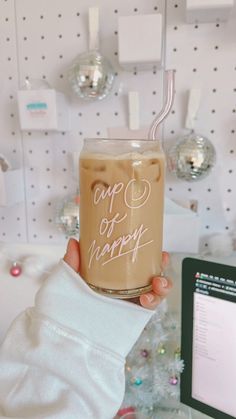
{"left": 68, "top": 50, "right": 115, "bottom": 101}
{"left": 167, "top": 132, "right": 216, "bottom": 182}
{"left": 56, "top": 195, "right": 80, "bottom": 237}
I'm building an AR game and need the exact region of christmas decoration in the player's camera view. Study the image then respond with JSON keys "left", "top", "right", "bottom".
{"left": 169, "top": 375, "right": 178, "bottom": 386}
{"left": 140, "top": 349, "right": 149, "bottom": 358}
{"left": 167, "top": 132, "right": 216, "bottom": 182}
{"left": 167, "top": 88, "right": 216, "bottom": 183}
{"left": 68, "top": 50, "right": 115, "bottom": 101}
{"left": 68, "top": 8, "right": 115, "bottom": 101}
{"left": 10, "top": 262, "right": 22, "bottom": 277}
{"left": 120, "top": 301, "right": 186, "bottom": 417}
{"left": 55, "top": 195, "right": 80, "bottom": 237}
{"left": 0, "top": 243, "right": 52, "bottom": 279}
{"left": 157, "top": 343, "right": 166, "bottom": 355}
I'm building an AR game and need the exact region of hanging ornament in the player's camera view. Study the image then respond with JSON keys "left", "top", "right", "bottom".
{"left": 140, "top": 349, "right": 149, "bottom": 358}
{"left": 10, "top": 262, "right": 22, "bottom": 277}
{"left": 68, "top": 50, "right": 115, "bottom": 101}
{"left": 131, "top": 377, "right": 143, "bottom": 386}
{"left": 169, "top": 375, "right": 179, "bottom": 386}
{"left": 56, "top": 194, "right": 80, "bottom": 237}
{"left": 174, "top": 347, "right": 181, "bottom": 359}
{"left": 0, "top": 245, "right": 54, "bottom": 280}
{"left": 122, "top": 306, "right": 184, "bottom": 415}
{"left": 68, "top": 8, "right": 115, "bottom": 101}
{"left": 167, "top": 132, "right": 216, "bottom": 182}
{"left": 167, "top": 88, "right": 216, "bottom": 182}
{"left": 157, "top": 343, "right": 166, "bottom": 355}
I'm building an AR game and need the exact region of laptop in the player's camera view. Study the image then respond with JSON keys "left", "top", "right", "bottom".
{"left": 181, "top": 257, "right": 236, "bottom": 419}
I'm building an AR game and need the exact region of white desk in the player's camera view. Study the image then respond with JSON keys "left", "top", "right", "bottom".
{"left": 0, "top": 243, "right": 64, "bottom": 343}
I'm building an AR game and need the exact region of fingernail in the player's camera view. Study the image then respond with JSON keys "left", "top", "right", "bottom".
{"left": 160, "top": 277, "right": 168, "bottom": 288}
{"left": 145, "top": 293, "right": 154, "bottom": 302}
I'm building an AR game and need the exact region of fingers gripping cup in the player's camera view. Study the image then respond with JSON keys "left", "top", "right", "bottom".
{"left": 79, "top": 70, "right": 175, "bottom": 299}
{"left": 79, "top": 139, "right": 165, "bottom": 298}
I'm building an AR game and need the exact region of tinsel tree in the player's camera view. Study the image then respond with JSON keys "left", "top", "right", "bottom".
{"left": 117, "top": 300, "right": 185, "bottom": 418}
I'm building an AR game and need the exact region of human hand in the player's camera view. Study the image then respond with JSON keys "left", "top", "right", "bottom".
{"left": 63, "top": 238, "right": 172, "bottom": 310}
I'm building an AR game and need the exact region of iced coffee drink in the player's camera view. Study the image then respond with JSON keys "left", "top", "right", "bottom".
{"left": 79, "top": 139, "right": 165, "bottom": 298}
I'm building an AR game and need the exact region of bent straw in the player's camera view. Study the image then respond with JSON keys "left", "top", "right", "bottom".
{"left": 148, "top": 70, "right": 175, "bottom": 140}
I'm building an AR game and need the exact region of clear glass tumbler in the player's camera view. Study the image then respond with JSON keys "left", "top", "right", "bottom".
{"left": 79, "top": 138, "right": 165, "bottom": 299}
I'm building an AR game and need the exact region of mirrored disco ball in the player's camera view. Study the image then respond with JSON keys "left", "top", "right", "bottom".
{"left": 167, "top": 133, "right": 216, "bottom": 182}
{"left": 56, "top": 195, "right": 80, "bottom": 237}
{"left": 68, "top": 50, "right": 115, "bottom": 101}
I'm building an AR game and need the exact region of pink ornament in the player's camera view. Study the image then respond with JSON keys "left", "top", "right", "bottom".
{"left": 10, "top": 262, "right": 22, "bottom": 277}
{"left": 140, "top": 349, "right": 149, "bottom": 358}
{"left": 117, "top": 407, "right": 135, "bottom": 417}
{"left": 169, "top": 375, "right": 178, "bottom": 386}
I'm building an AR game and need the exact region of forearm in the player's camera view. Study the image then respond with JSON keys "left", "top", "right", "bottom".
{"left": 0, "top": 261, "right": 154, "bottom": 419}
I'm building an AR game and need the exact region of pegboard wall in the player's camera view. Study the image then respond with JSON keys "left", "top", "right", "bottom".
{"left": 0, "top": 0, "right": 236, "bottom": 251}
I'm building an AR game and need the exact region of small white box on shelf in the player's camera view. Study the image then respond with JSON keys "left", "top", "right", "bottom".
{"left": 118, "top": 14, "right": 163, "bottom": 70}
{"left": 185, "top": 0, "right": 234, "bottom": 23}
{"left": 0, "top": 169, "right": 24, "bottom": 207}
{"left": 17, "top": 89, "right": 70, "bottom": 132}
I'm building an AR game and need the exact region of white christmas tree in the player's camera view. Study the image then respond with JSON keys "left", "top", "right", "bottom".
{"left": 117, "top": 301, "right": 185, "bottom": 418}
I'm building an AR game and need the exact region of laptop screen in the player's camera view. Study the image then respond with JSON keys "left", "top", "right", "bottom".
{"left": 181, "top": 258, "right": 236, "bottom": 419}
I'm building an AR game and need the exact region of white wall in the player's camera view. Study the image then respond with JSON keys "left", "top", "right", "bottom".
{"left": 0, "top": 0, "right": 236, "bottom": 252}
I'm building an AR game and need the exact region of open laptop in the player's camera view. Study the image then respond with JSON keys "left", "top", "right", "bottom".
{"left": 181, "top": 257, "right": 236, "bottom": 419}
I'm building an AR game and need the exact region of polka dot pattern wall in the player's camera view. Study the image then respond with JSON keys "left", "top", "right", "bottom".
{"left": 0, "top": 0, "right": 235, "bottom": 251}
{"left": 165, "top": 1, "right": 236, "bottom": 250}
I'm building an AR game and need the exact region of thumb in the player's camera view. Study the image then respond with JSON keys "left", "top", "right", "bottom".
{"left": 63, "top": 238, "right": 80, "bottom": 273}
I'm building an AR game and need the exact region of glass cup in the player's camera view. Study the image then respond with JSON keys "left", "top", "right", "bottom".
{"left": 79, "top": 138, "right": 165, "bottom": 299}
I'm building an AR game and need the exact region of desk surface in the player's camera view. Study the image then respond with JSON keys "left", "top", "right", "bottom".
{"left": 0, "top": 242, "right": 64, "bottom": 342}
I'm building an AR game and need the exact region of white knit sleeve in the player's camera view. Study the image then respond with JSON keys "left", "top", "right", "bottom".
{"left": 0, "top": 261, "right": 154, "bottom": 419}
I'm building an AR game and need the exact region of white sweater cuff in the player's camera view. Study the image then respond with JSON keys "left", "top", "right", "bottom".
{"left": 35, "top": 260, "right": 154, "bottom": 358}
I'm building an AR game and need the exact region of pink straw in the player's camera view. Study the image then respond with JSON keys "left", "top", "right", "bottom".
{"left": 148, "top": 70, "right": 175, "bottom": 140}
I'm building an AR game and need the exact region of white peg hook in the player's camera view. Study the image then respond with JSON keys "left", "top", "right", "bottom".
{"left": 185, "top": 88, "right": 202, "bottom": 131}
{"left": 89, "top": 7, "right": 99, "bottom": 50}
